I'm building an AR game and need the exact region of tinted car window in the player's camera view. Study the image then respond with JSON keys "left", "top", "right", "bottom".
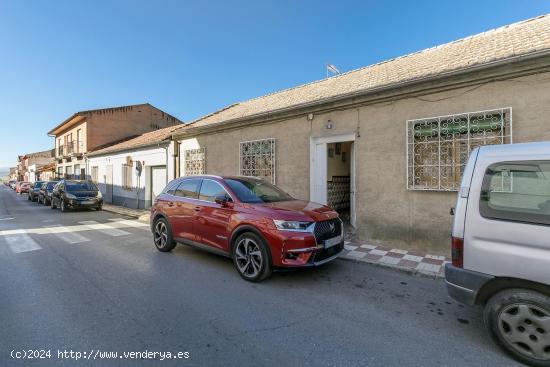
{"left": 46, "top": 182, "right": 57, "bottom": 190}
{"left": 174, "top": 179, "right": 200, "bottom": 199}
{"left": 65, "top": 181, "right": 98, "bottom": 191}
{"left": 480, "top": 160, "right": 550, "bottom": 225}
{"left": 225, "top": 178, "right": 293, "bottom": 203}
{"left": 199, "top": 180, "right": 229, "bottom": 202}
{"left": 33, "top": 182, "right": 44, "bottom": 188}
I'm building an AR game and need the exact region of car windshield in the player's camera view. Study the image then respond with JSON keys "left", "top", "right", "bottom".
{"left": 225, "top": 178, "right": 293, "bottom": 203}
{"left": 33, "top": 182, "right": 43, "bottom": 188}
{"left": 65, "top": 181, "right": 97, "bottom": 191}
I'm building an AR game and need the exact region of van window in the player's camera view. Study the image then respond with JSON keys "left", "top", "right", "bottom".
{"left": 480, "top": 161, "right": 550, "bottom": 225}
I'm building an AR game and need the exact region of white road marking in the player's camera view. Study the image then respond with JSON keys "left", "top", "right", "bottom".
{"left": 0, "top": 220, "right": 140, "bottom": 237}
{"left": 78, "top": 221, "right": 131, "bottom": 237}
{"left": 0, "top": 217, "right": 14, "bottom": 221}
{"left": 107, "top": 218, "right": 149, "bottom": 229}
{"left": 43, "top": 225, "right": 90, "bottom": 244}
{"left": 5, "top": 232, "right": 42, "bottom": 253}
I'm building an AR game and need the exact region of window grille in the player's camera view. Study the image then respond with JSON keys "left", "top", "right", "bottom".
{"left": 239, "top": 138, "right": 276, "bottom": 184}
{"left": 407, "top": 107, "right": 512, "bottom": 191}
{"left": 91, "top": 166, "right": 99, "bottom": 183}
{"left": 122, "top": 164, "right": 133, "bottom": 190}
{"left": 184, "top": 148, "right": 206, "bottom": 176}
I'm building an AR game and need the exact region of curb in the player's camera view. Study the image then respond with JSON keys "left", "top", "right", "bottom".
{"left": 338, "top": 253, "right": 445, "bottom": 279}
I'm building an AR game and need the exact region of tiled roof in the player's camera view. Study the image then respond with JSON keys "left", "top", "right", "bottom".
{"left": 88, "top": 124, "right": 184, "bottom": 156}
{"left": 189, "top": 14, "right": 550, "bottom": 129}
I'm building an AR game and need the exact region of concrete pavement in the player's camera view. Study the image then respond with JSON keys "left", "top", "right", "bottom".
{"left": 0, "top": 185, "right": 519, "bottom": 366}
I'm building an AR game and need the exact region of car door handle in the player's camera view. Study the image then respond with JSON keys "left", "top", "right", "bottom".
{"left": 193, "top": 206, "right": 201, "bottom": 212}
{"left": 168, "top": 202, "right": 175, "bottom": 207}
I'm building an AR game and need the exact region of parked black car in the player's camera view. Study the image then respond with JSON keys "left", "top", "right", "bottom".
{"left": 51, "top": 180, "right": 103, "bottom": 212}
{"left": 38, "top": 181, "right": 58, "bottom": 206}
{"left": 28, "top": 181, "right": 44, "bottom": 202}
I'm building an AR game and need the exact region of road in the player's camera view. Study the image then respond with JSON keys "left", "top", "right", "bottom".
{"left": 0, "top": 185, "right": 519, "bottom": 366}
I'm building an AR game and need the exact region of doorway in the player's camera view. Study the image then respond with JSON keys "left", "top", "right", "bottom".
{"left": 310, "top": 133, "right": 356, "bottom": 228}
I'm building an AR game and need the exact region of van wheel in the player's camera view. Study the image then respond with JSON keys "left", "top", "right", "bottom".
{"left": 153, "top": 218, "right": 176, "bottom": 252}
{"left": 484, "top": 289, "right": 550, "bottom": 366}
{"left": 232, "top": 232, "right": 272, "bottom": 282}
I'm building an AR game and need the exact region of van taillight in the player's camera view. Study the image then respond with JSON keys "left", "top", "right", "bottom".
{"left": 451, "top": 237, "right": 464, "bottom": 268}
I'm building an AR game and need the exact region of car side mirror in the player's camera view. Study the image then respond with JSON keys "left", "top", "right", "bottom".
{"left": 214, "top": 195, "right": 231, "bottom": 207}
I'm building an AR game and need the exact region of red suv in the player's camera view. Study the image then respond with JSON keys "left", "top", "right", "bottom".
{"left": 150, "top": 176, "right": 344, "bottom": 281}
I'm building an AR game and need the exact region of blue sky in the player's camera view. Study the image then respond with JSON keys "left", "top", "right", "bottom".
{"left": 1, "top": 0, "right": 549, "bottom": 167}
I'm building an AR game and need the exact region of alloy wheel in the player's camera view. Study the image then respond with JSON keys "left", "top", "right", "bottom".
{"left": 154, "top": 221, "right": 168, "bottom": 249}
{"left": 235, "top": 238, "right": 263, "bottom": 278}
{"left": 498, "top": 303, "right": 550, "bottom": 360}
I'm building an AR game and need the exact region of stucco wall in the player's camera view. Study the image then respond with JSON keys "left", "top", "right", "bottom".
{"left": 178, "top": 72, "right": 550, "bottom": 256}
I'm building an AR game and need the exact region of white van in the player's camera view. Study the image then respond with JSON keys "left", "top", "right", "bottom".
{"left": 446, "top": 142, "right": 550, "bottom": 367}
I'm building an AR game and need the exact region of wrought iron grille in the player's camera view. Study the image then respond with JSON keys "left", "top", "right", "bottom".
{"left": 407, "top": 107, "right": 512, "bottom": 191}
{"left": 184, "top": 148, "right": 206, "bottom": 176}
{"left": 239, "top": 138, "right": 276, "bottom": 184}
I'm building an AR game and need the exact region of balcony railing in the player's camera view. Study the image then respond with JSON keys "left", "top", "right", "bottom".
{"left": 57, "top": 141, "right": 85, "bottom": 157}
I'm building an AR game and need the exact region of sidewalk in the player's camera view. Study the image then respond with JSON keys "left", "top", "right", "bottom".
{"left": 102, "top": 203, "right": 150, "bottom": 222}
{"left": 341, "top": 241, "right": 449, "bottom": 278}
{"left": 101, "top": 203, "right": 448, "bottom": 278}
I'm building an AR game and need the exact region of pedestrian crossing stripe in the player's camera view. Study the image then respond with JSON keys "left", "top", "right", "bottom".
{"left": 5, "top": 233, "right": 42, "bottom": 253}
{"left": 43, "top": 224, "right": 90, "bottom": 244}
{"left": 78, "top": 221, "right": 131, "bottom": 237}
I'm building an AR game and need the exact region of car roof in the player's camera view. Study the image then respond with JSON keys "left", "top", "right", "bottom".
{"left": 479, "top": 141, "right": 550, "bottom": 157}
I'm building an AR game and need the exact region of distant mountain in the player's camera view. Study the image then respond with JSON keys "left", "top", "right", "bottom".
{"left": 0, "top": 167, "right": 10, "bottom": 177}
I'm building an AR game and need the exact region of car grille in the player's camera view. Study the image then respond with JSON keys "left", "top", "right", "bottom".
{"left": 312, "top": 242, "right": 344, "bottom": 263}
{"left": 313, "top": 219, "right": 342, "bottom": 243}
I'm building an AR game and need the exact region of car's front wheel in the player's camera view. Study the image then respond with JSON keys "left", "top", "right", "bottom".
{"left": 232, "top": 232, "right": 272, "bottom": 282}
{"left": 153, "top": 218, "right": 176, "bottom": 252}
{"left": 484, "top": 289, "right": 550, "bottom": 367}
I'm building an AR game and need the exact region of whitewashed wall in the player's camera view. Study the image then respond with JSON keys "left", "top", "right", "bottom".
{"left": 88, "top": 145, "right": 170, "bottom": 209}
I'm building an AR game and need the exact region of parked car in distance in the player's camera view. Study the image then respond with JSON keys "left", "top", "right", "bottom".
{"left": 9, "top": 180, "right": 18, "bottom": 189}
{"left": 150, "top": 175, "right": 344, "bottom": 282}
{"left": 7, "top": 180, "right": 16, "bottom": 188}
{"left": 51, "top": 180, "right": 103, "bottom": 212}
{"left": 446, "top": 142, "right": 550, "bottom": 366}
{"left": 16, "top": 182, "right": 30, "bottom": 195}
{"left": 38, "top": 181, "right": 58, "bottom": 206}
{"left": 27, "top": 181, "right": 44, "bottom": 201}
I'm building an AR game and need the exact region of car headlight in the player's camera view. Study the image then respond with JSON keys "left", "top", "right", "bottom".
{"left": 96, "top": 191, "right": 103, "bottom": 199}
{"left": 273, "top": 220, "right": 313, "bottom": 232}
{"left": 65, "top": 193, "right": 77, "bottom": 199}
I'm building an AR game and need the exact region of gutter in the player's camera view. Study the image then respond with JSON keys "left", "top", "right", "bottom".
{"left": 173, "top": 49, "right": 550, "bottom": 139}
{"left": 87, "top": 140, "right": 171, "bottom": 158}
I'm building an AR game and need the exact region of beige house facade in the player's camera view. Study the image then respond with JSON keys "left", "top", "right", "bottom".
{"left": 173, "top": 15, "right": 550, "bottom": 256}
{"left": 47, "top": 103, "right": 182, "bottom": 180}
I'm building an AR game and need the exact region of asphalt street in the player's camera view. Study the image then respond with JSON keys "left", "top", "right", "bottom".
{"left": 0, "top": 185, "right": 520, "bottom": 366}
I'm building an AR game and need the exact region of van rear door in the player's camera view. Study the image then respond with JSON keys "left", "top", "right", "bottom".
{"left": 464, "top": 147, "right": 550, "bottom": 285}
{"left": 451, "top": 147, "right": 479, "bottom": 240}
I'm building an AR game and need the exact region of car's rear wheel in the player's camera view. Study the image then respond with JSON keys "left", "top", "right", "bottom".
{"left": 484, "top": 289, "right": 550, "bottom": 367}
{"left": 232, "top": 232, "right": 272, "bottom": 282}
{"left": 153, "top": 218, "right": 176, "bottom": 252}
